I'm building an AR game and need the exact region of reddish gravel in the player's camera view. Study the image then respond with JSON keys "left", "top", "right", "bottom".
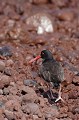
{"left": 0, "top": 0, "right": 79, "bottom": 120}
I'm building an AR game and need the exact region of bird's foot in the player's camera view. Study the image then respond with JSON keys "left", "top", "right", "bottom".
{"left": 55, "top": 95, "right": 65, "bottom": 103}
{"left": 55, "top": 84, "right": 65, "bottom": 103}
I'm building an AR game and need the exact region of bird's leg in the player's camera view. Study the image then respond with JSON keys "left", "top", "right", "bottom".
{"left": 47, "top": 71, "right": 54, "bottom": 99}
{"left": 47, "top": 84, "right": 52, "bottom": 99}
{"left": 46, "top": 84, "right": 54, "bottom": 99}
{"left": 55, "top": 84, "right": 65, "bottom": 103}
{"left": 49, "top": 84, "right": 54, "bottom": 99}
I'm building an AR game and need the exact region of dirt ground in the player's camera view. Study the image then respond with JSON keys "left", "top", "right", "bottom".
{"left": 0, "top": 0, "right": 79, "bottom": 120}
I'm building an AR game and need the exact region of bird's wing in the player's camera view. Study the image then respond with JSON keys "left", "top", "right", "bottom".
{"left": 39, "top": 65, "right": 51, "bottom": 82}
{"left": 42, "top": 70, "right": 51, "bottom": 82}
{"left": 44, "top": 61, "right": 64, "bottom": 82}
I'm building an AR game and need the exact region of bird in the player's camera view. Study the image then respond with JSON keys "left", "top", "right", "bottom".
{"left": 29, "top": 50, "right": 64, "bottom": 102}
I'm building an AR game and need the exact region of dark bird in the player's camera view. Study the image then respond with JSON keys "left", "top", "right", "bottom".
{"left": 29, "top": 50, "right": 64, "bottom": 102}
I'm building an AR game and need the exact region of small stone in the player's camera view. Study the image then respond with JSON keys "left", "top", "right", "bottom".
{"left": 9, "top": 26, "right": 21, "bottom": 39}
{"left": 68, "top": 90, "right": 78, "bottom": 99}
{"left": 59, "top": 106, "right": 68, "bottom": 113}
{"left": 30, "top": 0, "right": 48, "bottom": 4}
{"left": 0, "top": 61, "right": 5, "bottom": 71}
{"left": 33, "top": 37, "right": 46, "bottom": 45}
{"left": 21, "top": 116, "right": 26, "bottom": 120}
{"left": 6, "top": 59, "right": 14, "bottom": 66}
{"left": 5, "top": 100, "right": 21, "bottom": 111}
{"left": 23, "top": 79, "right": 37, "bottom": 87}
{"left": 72, "top": 76, "right": 79, "bottom": 85}
{"left": 73, "top": 107, "right": 79, "bottom": 114}
{"left": 0, "top": 89, "right": 3, "bottom": 95}
{"left": 76, "top": 72, "right": 79, "bottom": 76}
{"left": 0, "top": 75, "right": 10, "bottom": 89}
{"left": 57, "top": 9, "right": 74, "bottom": 21}
{"left": 3, "top": 88, "right": 9, "bottom": 95}
{"left": 64, "top": 69, "right": 73, "bottom": 84}
{"left": 7, "top": 19, "right": 15, "bottom": 28}
{"left": 54, "top": 118, "right": 59, "bottom": 120}
{"left": 4, "top": 118, "right": 8, "bottom": 120}
{"left": 45, "top": 106, "right": 59, "bottom": 118}
{"left": 0, "top": 115, "right": 4, "bottom": 120}
{"left": 4, "top": 110, "right": 14, "bottom": 120}
{"left": 26, "top": 55, "right": 33, "bottom": 61}
{"left": 0, "top": 101, "right": 4, "bottom": 108}
{"left": 22, "top": 103, "right": 41, "bottom": 116}
{"left": 4, "top": 68, "right": 12, "bottom": 76}
{"left": 10, "top": 82, "right": 15, "bottom": 86}
{"left": 38, "top": 97, "right": 45, "bottom": 107}
{"left": 59, "top": 113, "right": 68, "bottom": 118}
{"left": 51, "top": 0, "right": 68, "bottom": 7}
{"left": 33, "top": 115, "right": 38, "bottom": 120}
{"left": 22, "top": 86, "right": 38, "bottom": 103}
{"left": 0, "top": 46, "right": 12, "bottom": 57}
{"left": 56, "top": 56, "right": 63, "bottom": 62}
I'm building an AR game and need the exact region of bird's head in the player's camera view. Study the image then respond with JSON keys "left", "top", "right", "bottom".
{"left": 41, "top": 50, "right": 54, "bottom": 61}
{"left": 29, "top": 50, "right": 54, "bottom": 64}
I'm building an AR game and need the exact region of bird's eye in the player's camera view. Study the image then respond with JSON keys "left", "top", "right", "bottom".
{"left": 42, "top": 52, "right": 44, "bottom": 55}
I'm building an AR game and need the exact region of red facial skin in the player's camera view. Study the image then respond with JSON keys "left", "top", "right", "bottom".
{"left": 29, "top": 55, "right": 41, "bottom": 64}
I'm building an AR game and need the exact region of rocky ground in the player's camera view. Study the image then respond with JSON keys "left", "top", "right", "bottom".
{"left": 0, "top": 0, "right": 79, "bottom": 120}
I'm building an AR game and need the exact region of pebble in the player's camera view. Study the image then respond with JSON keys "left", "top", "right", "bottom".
{"left": 10, "top": 82, "right": 15, "bottom": 87}
{"left": 38, "top": 97, "right": 45, "bottom": 107}
{"left": 64, "top": 69, "right": 73, "bottom": 84}
{"left": 0, "top": 89, "right": 3, "bottom": 95}
{"left": 4, "top": 110, "right": 14, "bottom": 120}
{"left": 23, "top": 79, "right": 38, "bottom": 87}
{"left": 26, "top": 13, "right": 54, "bottom": 34}
{"left": 68, "top": 90, "right": 78, "bottom": 99}
{"left": 33, "top": 115, "right": 38, "bottom": 120}
{"left": 21, "top": 86, "right": 38, "bottom": 103}
{"left": 4, "top": 118, "right": 8, "bottom": 120}
{"left": 0, "top": 75, "right": 10, "bottom": 89}
{"left": 22, "top": 103, "right": 42, "bottom": 116}
{"left": 57, "top": 9, "right": 74, "bottom": 21}
{"left": 73, "top": 107, "right": 79, "bottom": 114}
{"left": 30, "top": 0, "right": 48, "bottom": 4}
{"left": 0, "top": 61, "right": 5, "bottom": 71}
{"left": 33, "top": 37, "right": 46, "bottom": 45}
{"left": 7, "top": 19, "right": 15, "bottom": 28}
{"left": 21, "top": 115, "right": 26, "bottom": 120}
{"left": 3, "top": 88, "right": 9, "bottom": 95}
{"left": 9, "top": 26, "right": 21, "bottom": 39}
{"left": 59, "top": 118, "right": 72, "bottom": 120}
{"left": 4, "top": 68, "right": 12, "bottom": 76}
{"left": 72, "top": 76, "right": 79, "bottom": 85}
{"left": 0, "top": 46, "right": 12, "bottom": 57}
{"left": 0, "top": 115, "right": 4, "bottom": 120}
{"left": 25, "top": 55, "right": 33, "bottom": 61}
{"left": 59, "top": 113, "right": 68, "bottom": 118}
{"left": 76, "top": 72, "right": 79, "bottom": 76}
{"left": 44, "top": 106, "right": 59, "bottom": 118}
{"left": 0, "top": 101, "right": 4, "bottom": 108}
{"left": 51, "top": 0, "right": 68, "bottom": 7}
{"left": 5, "top": 100, "right": 21, "bottom": 111}
{"left": 6, "top": 59, "right": 14, "bottom": 66}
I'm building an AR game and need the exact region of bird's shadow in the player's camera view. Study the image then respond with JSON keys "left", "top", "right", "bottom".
{"left": 35, "top": 88, "right": 58, "bottom": 104}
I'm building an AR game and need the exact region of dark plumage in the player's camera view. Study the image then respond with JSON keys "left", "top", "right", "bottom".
{"left": 29, "top": 50, "right": 65, "bottom": 102}
{"left": 39, "top": 50, "right": 64, "bottom": 88}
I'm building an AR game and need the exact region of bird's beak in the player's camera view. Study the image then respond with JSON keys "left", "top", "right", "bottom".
{"left": 29, "top": 55, "right": 41, "bottom": 64}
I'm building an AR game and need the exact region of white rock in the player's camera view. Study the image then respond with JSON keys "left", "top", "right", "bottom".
{"left": 26, "top": 13, "right": 54, "bottom": 34}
